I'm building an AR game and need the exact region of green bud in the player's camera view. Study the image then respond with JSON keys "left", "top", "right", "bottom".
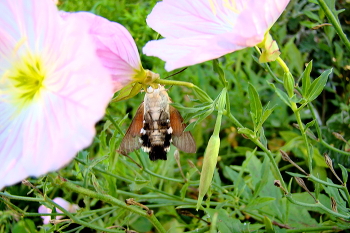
{"left": 196, "top": 88, "right": 226, "bottom": 210}
{"left": 283, "top": 72, "right": 295, "bottom": 98}
{"left": 196, "top": 134, "right": 220, "bottom": 210}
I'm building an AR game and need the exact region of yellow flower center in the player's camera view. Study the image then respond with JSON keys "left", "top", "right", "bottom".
{"left": 7, "top": 53, "right": 46, "bottom": 106}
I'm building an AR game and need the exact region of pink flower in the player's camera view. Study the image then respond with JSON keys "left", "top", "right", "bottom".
{"left": 38, "top": 197, "right": 79, "bottom": 224}
{"left": 0, "top": 0, "right": 113, "bottom": 189}
{"left": 60, "top": 12, "right": 147, "bottom": 92}
{"left": 143, "top": 0, "right": 290, "bottom": 71}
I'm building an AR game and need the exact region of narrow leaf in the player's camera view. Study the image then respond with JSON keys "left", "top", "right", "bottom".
{"left": 286, "top": 171, "right": 307, "bottom": 178}
{"left": 248, "top": 83, "right": 262, "bottom": 129}
{"left": 305, "top": 119, "right": 316, "bottom": 130}
{"left": 301, "top": 60, "right": 313, "bottom": 97}
{"left": 111, "top": 82, "right": 142, "bottom": 102}
{"left": 264, "top": 216, "right": 275, "bottom": 233}
{"left": 213, "top": 59, "right": 228, "bottom": 87}
{"left": 338, "top": 164, "right": 348, "bottom": 184}
{"left": 268, "top": 82, "right": 291, "bottom": 107}
{"left": 237, "top": 128, "right": 255, "bottom": 138}
{"left": 306, "top": 68, "right": 332, "bottom": 102}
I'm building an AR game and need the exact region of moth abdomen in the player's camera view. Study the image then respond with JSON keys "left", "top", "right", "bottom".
{"left": 141, "top": 117, "right": 172, "bottom": 160}
{"left": 149, "top": 145, "right": 167, "bottom": 161}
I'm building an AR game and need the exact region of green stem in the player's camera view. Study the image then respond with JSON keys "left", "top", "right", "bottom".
{"left": 154, "top": 78, "right": 194, "bottom": 88}
{"left": 317, "top": 0, "right": 350, "bottom": 52}
{"left": 226, "top": 113, "right": 287, "bottom": 190}
{"left": 286, "top": 226, "right": 346, "bottom": 233}
{"left": 105, "top": 111, "right": 124, "bottom": 135}
{"left": 226, "top": 112, "right": 243, "bottom": 129}
{"left": 49, "top": 174, "right": 166, "bottom": 233}
{"left": 307, "top": 103, "right": 350, "bottom": 156}
{"left": 154, "top": 79, "right": 213, "bottom": 103}
{"left": 293, "top": 103, "right": 313, "bottom": 173}
{"left": 74, "top": 158, "right": 134, "bottom": 184}
{"left": 308, "top": 175, "right": 350, "bottom": 204}
{"left": 252, "top": 137, "right": 287, "bottom": 191}
{"left": 285, "top": 194, "right": 349, "bottom": 219}
{"left": 319, "top": 139, "right": 350, "bottom": 157}
{"left": 276, "top": 57, "right": 290, "bottom": 74}
{"left": 0, "top": 192, "right": 44, "bottom": 202}
{"left": 46, "top": 198, "right": 121, "bottom": 233}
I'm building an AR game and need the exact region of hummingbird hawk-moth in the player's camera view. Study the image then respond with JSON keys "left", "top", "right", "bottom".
{"left": 119, "top": 85, "right": 196, "bottom": 161}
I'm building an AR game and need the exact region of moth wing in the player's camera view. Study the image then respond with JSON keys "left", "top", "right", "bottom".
{"left": 119, "top": 103, "right": 144, "bottom": 154}
{"left": 169, "top": 106, "right": 196, "bottom": 153}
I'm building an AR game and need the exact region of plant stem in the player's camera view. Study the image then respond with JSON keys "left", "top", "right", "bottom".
{"left": 46, "top": 197, "right": 120, "bottom": 233}
{"left": 286, "top": 226, "right": 345, "bottom": 233}
{"left": 49, "top": 174, "right": 167, "bottom": 233}
{"left": 307, "top": 103, "right": 350, "bottom": 157}
{"left": 226, "top": 113, "right": 287, "bottom": 190}
{"left": 317, "top": 0, "right": 350, "bottom": 52}
{"left": 276, "top": 57, "right": 290, "bottom": 74}
{"left": 74, "top": 158, "right": 134, "bottom": 184}
{"left": 285, "top": 194, "right": 349, "bottom": 219}
{"left": 308, "top": 174, "right": 350, "bottom": 204}
{"left": 154, "top": 78, "right": 195, "bottom": 88}
{"left": 293, "top": 106, "right": 313, "bottom": 173}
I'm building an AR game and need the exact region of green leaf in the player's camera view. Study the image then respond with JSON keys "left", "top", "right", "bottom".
{"left": 305, "top": 119, "right": 316, "bottom": 131}
{"left": 13, "top": 219, "right": 37, "bottom": 233}
{"left": 259, "top": 127, "right": 267, "bottom": 148}
{"left": 322, "top": 0, "right": 343, "bottom": 22}
{"left": 91, "top": 173, "right": 106, "bottom": 194}
{"left": 253, "top": 155, "right": 270, "bottom": 198}
{"left": 300, "top": 60, "right": 313, "bottom": 97}
{"left": 306, "top": 69, "right": 332, "bottom": 102}
{"left": 264, "top": 216, "right": 275, "bottom": 233}
{"left": 213, "top": 59, "right": 228, "bottom": 87}
{"left": 246, "top": 197, "right": 275, "bottom": 211}
{"left": 237, "top": 128, "right": 255, "bottom": 138}
{"left": 303, "top": 10, "right": 322, "bottom": 23}
{"left": 314, "top": 180, "right": 320, "bottom": 200}
{"left": 268, "top": 82, "right": 291, "bottom": 107}
{"left": 261, "top": 102, "right": 275, "bottom": 125}
{"left": 111, "top": 82, "right": 142, "bottom": 102}
{"left": 129, "top": 180, "right": 150, "bottom": 191}
{"left": 193, "top": 85, "right": 213, "bottom": 103}
{"left": 283, "top": 72, "right": 295, "bottom": 98}
{"left": 248, "top": 83, "right": 262, "bottom": 129}
{"left": 184, "top": 107, "right": 214, "bottom": 132}
{"left": 285, "top": 171, "right": 307, "bottom": 178}
{"left": 338, "top": 164, "right": 348, "bottom": 184}
{"left": 205, "top": 208, "right": 243, "bottom": 233}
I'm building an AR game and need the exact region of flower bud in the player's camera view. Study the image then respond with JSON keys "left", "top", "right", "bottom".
{"left": 283, "top": 72, "right": 295, "bottom": 98}
{"left": 196, "top": 134, "right": 220, "bottom": 210}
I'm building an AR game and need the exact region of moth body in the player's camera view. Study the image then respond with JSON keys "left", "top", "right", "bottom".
{"left": 119, "top": 85, "right": 196, "bottom": 161}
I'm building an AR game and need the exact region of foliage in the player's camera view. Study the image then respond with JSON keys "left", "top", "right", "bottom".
{"left": 1, "top": 0, "right": 349, "bottom": 232}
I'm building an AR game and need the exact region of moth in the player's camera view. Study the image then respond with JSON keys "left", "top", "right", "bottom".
{"left": 119, "top": 85, "right": 196, "bottom": 161}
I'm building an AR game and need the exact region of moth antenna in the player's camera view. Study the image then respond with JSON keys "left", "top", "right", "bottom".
{"left": 164, "top": 67, "right": 188, "bottom": 79}
{"left": 165, "top": 85, "right": 174, "bottom": 91}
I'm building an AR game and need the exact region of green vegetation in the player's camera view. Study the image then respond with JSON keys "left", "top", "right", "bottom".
{"left": 1, "top": 0, "right": 349, "bottom": 232}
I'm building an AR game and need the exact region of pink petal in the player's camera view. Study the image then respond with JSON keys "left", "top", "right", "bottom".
{"left": 60, "top": 12, "right": 143, "bottom": 92}
{"left": 0, "top": 1, "right": 113, "bottom": 189}
{"left": 143, "top": 0, "right": 290, "bottom": 71}
{"left": 144, "top": 33, "right": 258, "bottom": 71}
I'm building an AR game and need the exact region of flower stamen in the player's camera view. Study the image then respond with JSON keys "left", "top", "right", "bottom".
{"left": 8, "top": 53, "right": 46, "bottom": 106}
